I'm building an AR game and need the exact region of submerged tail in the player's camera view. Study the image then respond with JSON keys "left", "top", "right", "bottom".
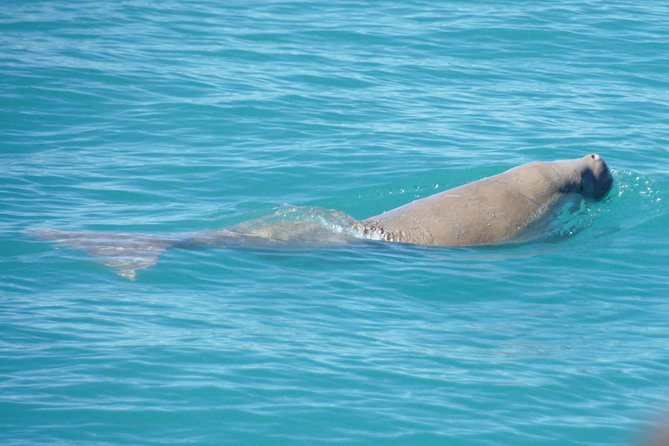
{"left": 27, "top": 207, "right": 367, "bottom": 280}
{"left": 27, "top": 229, "right": 175, "bottom": 280}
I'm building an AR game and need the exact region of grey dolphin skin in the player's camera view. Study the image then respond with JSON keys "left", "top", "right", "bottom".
{"left": 29, "top": 154, "right": 613, "bottom": 279}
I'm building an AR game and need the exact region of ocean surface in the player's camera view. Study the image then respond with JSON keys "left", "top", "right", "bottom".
{"left": 2, "top": 1, "right": 669, "bottom": 444}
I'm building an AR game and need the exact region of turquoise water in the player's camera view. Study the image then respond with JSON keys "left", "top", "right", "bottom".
{"left": 2, "top": 1, "right": 669, "bottom": 444}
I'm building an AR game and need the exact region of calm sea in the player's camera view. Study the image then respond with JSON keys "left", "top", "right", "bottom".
{"left": 2, "top": 1, "right": 669, "bottom": 444}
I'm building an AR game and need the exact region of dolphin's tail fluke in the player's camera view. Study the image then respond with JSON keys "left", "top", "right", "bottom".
{"left": 27, "top": 229, "right": 176, "bottom": 280}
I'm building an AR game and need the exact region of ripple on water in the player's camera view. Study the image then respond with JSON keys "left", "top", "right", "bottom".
{"left": 2, "top": 0, "right": 669, "bottom": 445}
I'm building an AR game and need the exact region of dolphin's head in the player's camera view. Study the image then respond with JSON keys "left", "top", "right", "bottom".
{"left": 579, "top": 153, "right": 613, "bottom": 200}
